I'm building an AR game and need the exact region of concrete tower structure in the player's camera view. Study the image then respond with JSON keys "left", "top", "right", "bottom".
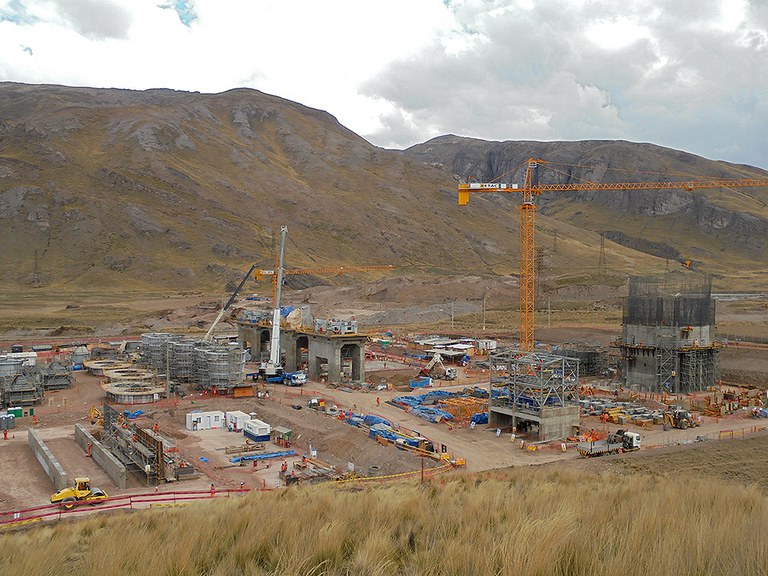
{"left": 615, "top": 272, "right": 719, "bottom": 393}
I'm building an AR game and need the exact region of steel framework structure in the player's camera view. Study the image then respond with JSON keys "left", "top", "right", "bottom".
{"left": 488, "top": 348, "right": 580, "bottom": 417}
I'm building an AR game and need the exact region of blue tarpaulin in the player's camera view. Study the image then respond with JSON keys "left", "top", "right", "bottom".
{"left": 470, "top": 412, "right": 489, "bottom": 425}
{"left": 123, "top": 409, "right": 144, "bottom": 419}
{"left": 230, "top": 450, "right": 296, "bottom": 463}
{"left": 363, "top": 414, "right": 391, "bottom": 427}
{"left": 410, "top": 406, "right": 454, "bottom": 423}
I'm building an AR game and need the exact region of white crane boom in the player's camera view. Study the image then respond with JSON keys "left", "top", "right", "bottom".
{"left": 262, "top": 226, "right": 287, "bottom": 377}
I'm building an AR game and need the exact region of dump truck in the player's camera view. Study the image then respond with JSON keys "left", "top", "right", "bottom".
{"left": 577, "top": 430, "right": 641, "bottom": 458}
{"left": 50, "top": 477, "right": 108, "bottom": 509}
{"left": 663, "top": 408, "right": 699, "bottom": 430}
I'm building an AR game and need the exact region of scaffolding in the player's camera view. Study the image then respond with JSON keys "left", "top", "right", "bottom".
{"left": 140, "top": 333, "right": 180, "bottom": 372}
{"left": 2, "top": 372, "right": 44, "bottom": 406}
{"left": 489, "top": 349, "right": 579, "bottom": 416}
{"left": 36, "top": 361, "right": 74, "bottom": 391}
{"left": 617, "top": 272, "right": 719, "bottom": 393}
{"left": 625, "top": 272, "right": 713, "bottom": 327}
{"left": 680, "top": 346, "right": 719, "bottom": 393}
{"left": 560, "top": 347, "right": 606, "bottom": 376}
{"left": 168, "top": 340, "right": 195, "bottom": 382}
{"left": 101, "top": 403, "right": 164, "bottom": 485}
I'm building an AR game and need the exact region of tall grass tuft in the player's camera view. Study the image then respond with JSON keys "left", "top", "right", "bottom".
{"left": 1, "top": 467, "right": 767, "bottom": 575}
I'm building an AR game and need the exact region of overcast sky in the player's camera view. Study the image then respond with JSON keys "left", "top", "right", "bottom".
{"left": 1, "top": 0, "right": 766, "bottom": 169}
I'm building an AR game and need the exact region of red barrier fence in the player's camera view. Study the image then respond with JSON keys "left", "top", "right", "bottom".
{"left": 0, "top": 488, "right": 262, "bottom": 529}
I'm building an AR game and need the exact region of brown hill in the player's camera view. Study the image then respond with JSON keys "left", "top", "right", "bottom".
{"left": 1, "top": 83, "right": 766, "bottom": 297}
{"left": 406, "top": 136, "right": 768, "bottom": 287}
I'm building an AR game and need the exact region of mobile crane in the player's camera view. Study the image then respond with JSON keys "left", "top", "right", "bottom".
{"left": 259, "top": 225, "right": 288, "bottom": 380}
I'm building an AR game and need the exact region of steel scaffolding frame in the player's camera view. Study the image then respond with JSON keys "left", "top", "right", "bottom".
{"left": 489, "top": 348, "right": 580, "bottom": 417}
{"left": 101, "top": 404, "right": 164, "bottom": 485}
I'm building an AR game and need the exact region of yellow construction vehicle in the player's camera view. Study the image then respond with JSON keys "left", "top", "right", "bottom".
{"left": 89, "top": 405, "right": 103, "bottom": 426}
{"left": 663, "top": 408, "right": 699, "bottom": 431}
{"left": 50, "top": 477, "right": 108, "bottom": 509}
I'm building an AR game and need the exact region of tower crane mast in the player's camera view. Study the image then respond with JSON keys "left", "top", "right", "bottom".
{"left": 458, "top": 158, "right": 768, "bottom": 351}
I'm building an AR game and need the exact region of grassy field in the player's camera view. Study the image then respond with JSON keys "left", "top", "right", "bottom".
{"left": 0, "top": 290, "right": 210, "bottom": 336}
{"left": 1, "top": 460, "right": 767, "bottom": 575}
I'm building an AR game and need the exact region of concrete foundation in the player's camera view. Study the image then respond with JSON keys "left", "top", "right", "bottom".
{"left": 28, "top": 428, "right": 68, "bottom": 490}
{"left": 74, "top": 424, "right": 128, "bottom": 489}
{"left": 489, "top": 405, "right": 580, "bottom": 442}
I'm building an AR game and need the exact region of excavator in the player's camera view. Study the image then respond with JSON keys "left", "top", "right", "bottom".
{"left": 663, "top": 407, "right": 700, "bottom": 431}
{"left": 420, "top": 353, "right": 457, "bottom": 381}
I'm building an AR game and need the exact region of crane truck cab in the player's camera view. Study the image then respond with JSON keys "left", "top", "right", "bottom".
{"left": 50, "top": 477, "right": 108, "bottom": 509}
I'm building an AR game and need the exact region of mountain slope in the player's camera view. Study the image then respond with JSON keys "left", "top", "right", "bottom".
{"left": 406, "top": 136, "right": 768, "bottom": 281}
{"left": 1, "top": 83, "right": 766, "bottom": 294}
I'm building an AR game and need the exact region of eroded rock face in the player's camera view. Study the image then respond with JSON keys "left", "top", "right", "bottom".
{"left": 1, "top": 83, "right": 766, "bottom": 290}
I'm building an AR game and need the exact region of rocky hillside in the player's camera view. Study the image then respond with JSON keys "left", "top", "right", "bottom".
{"left": 407, "top": 136, "right": 768, "bottom": 283}
{"left": 1, "top": 83, "right": 766, "bottom": 295}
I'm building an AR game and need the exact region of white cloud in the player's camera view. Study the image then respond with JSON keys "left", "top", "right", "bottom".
{"left": 0, "top": 0, "right": 767, "bottom": 168}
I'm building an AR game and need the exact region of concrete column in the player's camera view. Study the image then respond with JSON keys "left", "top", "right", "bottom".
{"left": 328, "top": 343, "right": 342, "bottom": 384}
{"left": 283, "top": 331, "right": 298, "bottom": 372}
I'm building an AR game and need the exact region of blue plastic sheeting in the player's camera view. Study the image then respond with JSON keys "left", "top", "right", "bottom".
{"left": 230, "top": 450, "right": 296, "bottom": 463}
{"left": 345, "top": 416, "right": 366, "bottom": 427}
{"left": 368, "top": 423, "right": 420, "bottom": 447}
{"left": 410, "top": 406, "right": 453, "bottom": 423}
{"left": 470, "top": 412, "right": 489, "bottom": 425}
{"left": 363, "top": 414, "right": 391, "bottom": 427}
{"left": 123, "top": 409, "right": 144, "bottom": 419}
{"left": 279, "top": 306, "right": 295, "bottom": 317}
{"left": 393, "top": 395, "right": 425, "bottom": 407}
{"left": 424, "top": 390, "right": 452, "bottom": 399}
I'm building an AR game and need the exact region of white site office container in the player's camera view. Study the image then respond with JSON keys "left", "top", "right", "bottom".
{"left": 185, "top": 410, "right": 224, "bottom": 431}
{"left": 243, "top": 418, "right": 271, "bottom": 442}
{"left": 225, "top": 410, "right": 251, "bottom": 431}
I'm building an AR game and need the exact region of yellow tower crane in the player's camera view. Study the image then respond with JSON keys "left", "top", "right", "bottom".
{"left": 458, "top": 157, "right": 768, "bottom": 351}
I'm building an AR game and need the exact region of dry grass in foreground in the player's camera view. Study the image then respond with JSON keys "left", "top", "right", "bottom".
{"left": 1, "top": 467, "right": 767, "bottom": 576}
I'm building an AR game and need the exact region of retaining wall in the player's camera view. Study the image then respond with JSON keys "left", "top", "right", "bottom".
{"left": 74, "top": 424, "right": 127, "bottom": 489}
{"left": 28, "top": 429, "right": 68, "bottom": 490}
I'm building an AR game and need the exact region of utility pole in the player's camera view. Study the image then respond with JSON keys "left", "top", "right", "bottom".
{"left": 451, "top": 302, "right": 454, "bottom": 331}
{"left": 482, "top": 294, "right": 487, "bottom": 331}
{"left": 599, "top": 232, "right": 607, "bottom": 276}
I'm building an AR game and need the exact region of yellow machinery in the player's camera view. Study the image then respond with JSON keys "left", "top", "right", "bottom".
{"left": 89, "top": 405, "right": 103, "bottom": 426}
{"left": 50, "top": 477, "right": 108, "bottom": 509}
{"left": 663, "top": 408, "right": 699, "bottom": 431}
{"left": 458, "top": 159, "right": 768, "bottom": 351}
